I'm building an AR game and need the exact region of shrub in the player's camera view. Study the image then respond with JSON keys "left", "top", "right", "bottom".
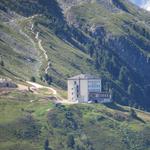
{"left": 44, "top": 73, "right": 52, "bottom": 85}
{"left": 0, "top": 60, "right": 4, "bottom": 66}
{"left": 67, "top": 134, "right": 75, "bottom": 148}
{"left": 129, "top": 108, "right": 137, "bottom": 119}
{"left": 31, "top": 76, "right": 36, "bottom": 82}
{"left": 44, "top": 139, "right": 52, "bottom": 150}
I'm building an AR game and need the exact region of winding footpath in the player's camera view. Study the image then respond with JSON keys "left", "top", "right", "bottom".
{"left": 18, "top": 17, "right": 55, "bottom": 95}
{"left": 33, "top": 27, "right": 50, "bottom": 74}
{"left": 10, "top": 16, "right": 75, "bottom": 104}
{"left": 35, "top": 32, "right": 48, "bottom": 60}
{"left": 26, "top": 81, "right": 57, "bottom": 95}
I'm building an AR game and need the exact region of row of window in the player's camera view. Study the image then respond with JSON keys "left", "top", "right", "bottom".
{"left": 89, "top": 93, "right": 110, "bottom": 98}
{"left": 88, "top": 89, "right": 101, "bottom": 93}
{"left": 88, "top": 85, "right": 101, "bottom": 88}
{"left": 88, "top": 81, "right": 101, "bottom": 84}
{"left": 88, "top": 81, "right": 101, "bottom": 88}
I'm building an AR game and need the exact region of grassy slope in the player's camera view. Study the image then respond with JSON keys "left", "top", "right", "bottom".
{"left": 0, "top": 11, "right": 99, "bottom": 87}
{"left": 66, "top": 0, "right": 150, "bottom": 62}
{"left": 0, "top": 90, "right": 150, "bottom": 150}
{"left": 37, "top": 24, "right": 98, "bottom": 86}
{"left": 70, "top": 1, "right": 150, "bottom": 40}
{"left": 70, "top": 2, "right": 126, "bottom": 35}
{"left": 0, "top": 20, "right": 41, "bottom": 81}
{"left": 0, "top": 0, "right": 150, "bottom": 107}
{"left": 61, "top": 0, "right": 150, "bottom": 107}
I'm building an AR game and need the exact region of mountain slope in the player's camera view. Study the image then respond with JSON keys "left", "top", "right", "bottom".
{"left": 0, "top": 0, "right": 150, "bottom": 109}
{"left": 1, "top": 1, "right": 150, "bottom": 150}
{"left": 0, "top": 0, "right": 99, "bottom": 86}
{"left": 58, "top": 0, "right": 150, "bottom": 108}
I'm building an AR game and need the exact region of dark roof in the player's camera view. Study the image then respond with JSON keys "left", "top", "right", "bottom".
{"left": 68, "top": 74, "right": 101, "bottom": 80}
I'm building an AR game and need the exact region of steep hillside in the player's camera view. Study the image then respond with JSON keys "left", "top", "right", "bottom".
{"left": 58, "top": 0, "right": 150, "bottom": 81}
{"left": 0, "top": 0, "right": 99, "bottom": 86}
{"left": 1, "top": 1, "right": 150, "bottom": 149}
{"left": 0, "top": 0, "right": 150, "bottom": 109}
{"left": 57, "top": 0, "right": 150, "bottom": 108}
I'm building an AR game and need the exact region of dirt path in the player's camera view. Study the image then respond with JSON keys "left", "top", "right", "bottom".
{"left": 28, "top": 24, "right": 72, "bottom": 104}
{"left": 17, "top": 84, "right": 28, "bottom": 91}
{"left": 26, "top": 81, "right": 57, "bottom": 95}
{"left": 9, "top": 16, "right": 73, "bottom": 104}
{"left": 34, "top": 28, "right": 50, "bottom": 74}
{"left": 45, "top": 61, "right": 51, "bottom": 74}
{"left": 31, "top": 24, "right": 34, "bottom": 31}
{"left": 38, "top": 38, "right": 48, "bottom": 61}
{"left": 26, "top": 81, "right": 76, "bottom": 104}
{"left": 19, "top": 18, "right": 50, "bottom": 75}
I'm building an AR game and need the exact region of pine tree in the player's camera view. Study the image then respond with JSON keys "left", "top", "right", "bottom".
{"left": 44, "top": 139, "right": 52, "bottom": 150}
{"left": 67, "top": 134, "right": 75, "bottom": 148}
{"left": 129, "top": 108, "right": 137, "bottom": 119}
{"left": 128, "top": 84, "right": 133, "bottom": 95}
{"left": 119, "top": 66, "right": 129, "bottom": 88}
{"left": 44, "top": 74, "right": 52, "bottom": 85}
{"left": 95, "top": 53, "right": 100, "bottom": 70}
{"left": 0, "top": 60, "right": 4, "bottom": 67}
{"left": 31, "top": 76, "right": 36, "bottom": 82}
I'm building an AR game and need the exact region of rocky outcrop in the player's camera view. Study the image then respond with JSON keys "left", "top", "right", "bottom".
{"left": 0, "top": 78, "right": 17, "bottom": 88}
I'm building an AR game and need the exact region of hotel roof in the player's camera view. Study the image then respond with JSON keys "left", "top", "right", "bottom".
{"left": 68, "top": 74, "right": 101, "bottom": 80}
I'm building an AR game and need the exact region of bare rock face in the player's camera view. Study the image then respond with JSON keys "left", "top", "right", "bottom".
{"left": 57, "top": 0, "right": 94, "bottom": 25}
{"left": 57, "top": 0, "right": 124, "bottom": 25}
{"left": 57, "top": 0, "right": 93, "bottom": 11}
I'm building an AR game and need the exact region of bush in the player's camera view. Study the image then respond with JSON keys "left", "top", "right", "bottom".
{"left": 31, "top": 76, "right": 36, "bottom": 82}
{"left": 44, "top": 139, "right": 52, "bottom": 150}
{"left": 129, "top": 108, "right": 137, "bottom": 119}
{"left": 113, "top": 112, "right": 128, "bottom": 121}
{"left": 44, "top": 73, "right": 52, "bottom": 85}
{"left": 0, "top": 60, "right": 4, "bottom": 66}
{"left": 67, "top": 134, "right": 75, "bottom": 148}
{"left": 14, "top": 115, "right": 40, "bottom": 139}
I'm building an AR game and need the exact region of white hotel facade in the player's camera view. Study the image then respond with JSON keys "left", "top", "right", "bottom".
{"left": 68, "top": 74, "right": 111, "bottom": 103}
